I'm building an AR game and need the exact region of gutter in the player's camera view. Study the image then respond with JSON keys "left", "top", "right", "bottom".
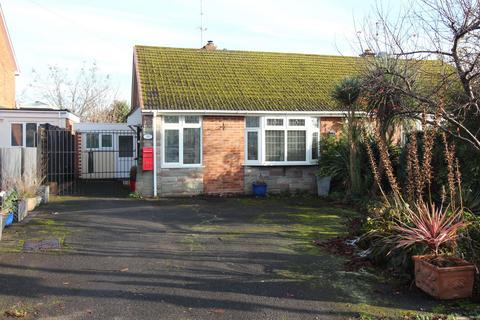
{"left": 140, "top": 109, "right": 367, "bottom": 117}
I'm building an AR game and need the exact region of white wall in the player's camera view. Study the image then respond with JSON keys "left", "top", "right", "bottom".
{"left": 0, "top": 110, "right": 78, "bottom": 148}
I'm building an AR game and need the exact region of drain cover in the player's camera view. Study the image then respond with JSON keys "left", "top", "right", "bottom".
{"left": 23, "top": 239, "right": 61, "bottom": 251}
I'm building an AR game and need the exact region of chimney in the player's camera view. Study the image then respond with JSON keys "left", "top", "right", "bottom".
{"left": 202, "top": 40, "right": 217, "bottom": 51}
{"left": 360, "top": 49, "right": 375, "bottom": 57}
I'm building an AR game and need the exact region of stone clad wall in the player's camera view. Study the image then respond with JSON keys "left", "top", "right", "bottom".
{"left": 244, "top": 166, "right": 317, "bottom": 194}
{"left": 158, "top": 168, "right": 203, "bottom": 196}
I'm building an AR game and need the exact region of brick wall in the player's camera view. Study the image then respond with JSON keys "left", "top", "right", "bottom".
{"left": 203, "top": 116, "right": 245, "bottom": 194}
{"left": 320, "top": 117, "right": 344, "bottom": 138}
{"left": 0, "top": 14, "right": 16, "bottom": 109}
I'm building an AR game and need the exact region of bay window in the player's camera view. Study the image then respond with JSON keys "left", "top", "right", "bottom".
{"left": 245, "top": 116, "right": 320, "bottom": 165}
{"left": 162, "top": 116, "right": 202, "bottom": 167}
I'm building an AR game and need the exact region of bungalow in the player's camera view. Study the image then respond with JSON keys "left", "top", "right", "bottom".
{"left": 129, "top": 42, "right": 361, "bottom": 197}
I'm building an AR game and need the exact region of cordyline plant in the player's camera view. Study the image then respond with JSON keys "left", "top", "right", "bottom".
{"left": 395, "top": 201, "right": 467, "bottom": 256}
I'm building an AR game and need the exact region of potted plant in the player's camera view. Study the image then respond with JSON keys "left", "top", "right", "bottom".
{"left": 0, "top": 190, "right": 17, "bottom": 230}
{"left": 130, "top": 166, "right": 137, "bottom": 192}
{"left": 316, "top": 136, "right": 344, "bottom": 197}
{"left": 252, "top": 175, "right": 267, "bottom": 197}
{"left": 395, "top": 201, "right": 475, "bottom": 300}
{"left": 16, "top": 180, "right": 42, "bottom": 212}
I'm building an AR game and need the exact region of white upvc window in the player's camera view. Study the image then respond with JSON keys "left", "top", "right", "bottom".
{"left": 11, "top": 123, "right": 37, "bottom": 147}
{"left": 85, "top": 133, "right": 113, "bottom": 149}
{"left": 245, "top": 116, "right": 320, "bottom": 166}
{"left": 162, "top": 115, "right": 202, "bottom": 168}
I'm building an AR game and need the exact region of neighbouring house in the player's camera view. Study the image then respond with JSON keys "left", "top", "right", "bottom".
{"left": 128, "top": 42, "right": 361, "bottom": 197}
{"left": 0, "top": 6, "right": 80, "bottom": 149}
{"left": 0, "top": 102, "right": 80, "bottom": 148}
{"left": 0, "top": 3, "right": 18, "bottom": 109}
{"left": 73, "top": 123, "right": 137, "bottom": 180}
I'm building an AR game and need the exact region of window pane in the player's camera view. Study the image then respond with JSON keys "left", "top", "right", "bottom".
{"left": 26, "top": 123, "right": 37, "bottom": 147}
{"left": 267, "top": 118, "right": 283, "bottom": 126}
{"left": 165, "top": 130, "right": 179, "bottom": 163}
{"left": 289, "top": 119, "right": 305, "bottom": 126}
{"left": 184, "top": 116, "right": 200, "bottom": 124}
{"left": 246, "top": 117, "right": 260, "bottom": 128}
{"left": 183, "top": 128, "right": 201, "bottom": 164}
{"left": 287, "top": 130, "right": 306, "bottom": 161}
{"left": 11, "top": 124, "right": 23, "bottom": 146}
{"left": 164, "top": 116, "right": 179, "bottom": 124}
{"left": 119, "top": 136, "right": 134, "bottom": 158}
{"left": 102, "top": 134, "right": 112, "bottom": 148}
{"left": 312, "top": 117, "right": 319, "bottom": 128}
{"left": 312, "top": 132, "right": 319, "bottom": 160}
{"left": 247, "top": 131, "right": 258, "bottom": 161}
{"left": 86, "top": 133, "right": 99, "bottom": 148}
{"left": 265, "top": 130, "right": 284, "bottom": 161}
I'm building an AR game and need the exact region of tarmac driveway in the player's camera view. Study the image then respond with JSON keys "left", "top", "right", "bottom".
{"left": 0, "top": 196, "right": 440, "bottom": 319}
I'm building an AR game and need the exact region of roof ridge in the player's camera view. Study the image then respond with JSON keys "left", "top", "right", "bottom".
{"left": 134, "top": 45, "right": 361, "bottom": 59}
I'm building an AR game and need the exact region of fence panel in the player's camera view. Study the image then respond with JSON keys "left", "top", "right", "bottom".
{"left": 0, "top": 148, "right": 22, "bottom": 190}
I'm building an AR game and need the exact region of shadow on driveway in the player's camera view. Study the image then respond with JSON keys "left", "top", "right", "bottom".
{"left": 0, "top": 196, "right": 440, "bottom": 319}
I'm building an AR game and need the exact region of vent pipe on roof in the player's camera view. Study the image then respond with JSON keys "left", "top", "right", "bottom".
{"left": 202, "top": 40, "right": 217, "bottom": 51}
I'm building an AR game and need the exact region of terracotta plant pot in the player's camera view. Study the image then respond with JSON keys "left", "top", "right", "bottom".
{"left": 413, "top": 255, "right": 475, "bottom": 300}
{"left": 26, "top": 197, "right": 37, "bottom": 212}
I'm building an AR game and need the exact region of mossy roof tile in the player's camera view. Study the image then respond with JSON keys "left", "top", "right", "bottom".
{"left": 134, "top": 46, "right": 441, "bottom": 112}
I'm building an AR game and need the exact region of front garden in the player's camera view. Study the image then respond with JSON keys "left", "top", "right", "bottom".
{"left": 310, "top": 8, "right": 480, "bottom": 313}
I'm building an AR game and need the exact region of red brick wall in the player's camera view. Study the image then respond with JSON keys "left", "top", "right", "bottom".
{"left": 75, "top": 133, "right": 82, "bottom": 178}
{"left": 203, "top": 116, "right": 245, "bottom": 194}
{"left": 320, "top": 117, "right": 344, "bottom": 138}
{"left": 0, "top": 13, "right": 16, "bottom": 109}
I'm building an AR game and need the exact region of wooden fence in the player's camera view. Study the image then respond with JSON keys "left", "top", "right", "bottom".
{"left": 0, "top": 147, "right": 39, "bottom": 191}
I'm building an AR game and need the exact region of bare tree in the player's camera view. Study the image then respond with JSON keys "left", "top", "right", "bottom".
{"left": 356, "top": 0, "right": 480, "bottom": 151}
{"left": 29, "top": 62, "right": 117, "bottom": 121}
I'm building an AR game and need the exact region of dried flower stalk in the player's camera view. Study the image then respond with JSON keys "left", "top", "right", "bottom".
{"left": 442, "top": 132, "right": 457, "bottom": 210}
{"left": 405, "top": 133, "right": 416, "bottom": 202}
{"left": 374, "top": 127, "right": 401, "bottom": 197}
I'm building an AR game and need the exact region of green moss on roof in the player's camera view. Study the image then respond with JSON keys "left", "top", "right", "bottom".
{"left": 134, "top": 46, "right": 364, "bottom": 112}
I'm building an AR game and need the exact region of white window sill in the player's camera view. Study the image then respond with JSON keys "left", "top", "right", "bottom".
{"left": 160, "top": 164, "right": 203, "bottom": 169}
{"left": 244, "top": 162, "right": 318, "bottom": 167}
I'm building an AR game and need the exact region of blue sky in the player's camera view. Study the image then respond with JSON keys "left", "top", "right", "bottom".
{"left": 1, "top": 0, "right": 405, "bottom": 103}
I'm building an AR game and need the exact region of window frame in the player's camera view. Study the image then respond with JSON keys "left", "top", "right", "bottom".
{"left": 161, "top": 115, "right": 202, "bottom": 168}
{"left": 245, "top": 117, "right": 261, "bottom": 164}
{"left": 85, "top": 133, "right": 100, "bottom": 149}
{"left": 245, "top": 116, "right": 320, "bottom": 166}
{"left": 11, "top": 122, "right": 38, "bottom": 147}
{"left": 101, "top": 134, "right": 113, "bottom": 149}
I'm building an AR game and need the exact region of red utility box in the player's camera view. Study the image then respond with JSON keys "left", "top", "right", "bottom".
{"left": 142, "top": 147, "right": 154, "bottom": 171}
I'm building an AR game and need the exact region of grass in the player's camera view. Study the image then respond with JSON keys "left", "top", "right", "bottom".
{"left": 0, "top": 214, "right": 71, "bottom": 254}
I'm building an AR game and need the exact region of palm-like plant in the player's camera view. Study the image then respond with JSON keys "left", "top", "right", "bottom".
{"left": 395, "top": 201, "right": 467, "bottom": 256}
{"left": 331, "top": 77, "right": 362, "bottom": 195}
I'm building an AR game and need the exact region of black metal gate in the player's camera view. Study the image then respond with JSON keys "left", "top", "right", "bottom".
{"left": 38, "top": 125, "right": 139, "bottom": 196}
